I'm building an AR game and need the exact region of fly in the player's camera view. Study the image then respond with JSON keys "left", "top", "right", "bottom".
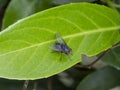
{"left": 51, "top": 34, "right": 72, "bottom": 60}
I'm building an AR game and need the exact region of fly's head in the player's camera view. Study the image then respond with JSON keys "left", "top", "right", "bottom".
{"left": 61, "top": 44, "right": 72, "bottom": 55}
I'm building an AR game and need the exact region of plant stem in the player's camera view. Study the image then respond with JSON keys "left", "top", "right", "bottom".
{"left": 75, "top": 43, "right": 120, "bottom": 68}
{"left": 22, "top": 80, "right": 29, "bottom": 90}
{"left": 84, "top": 49, "right": 110, "bottom": 68}
{"left": 33, "top": 80, "right": 37, "bottom": 90}
{"left": 47, "top": 77, "right": 52, "bottom": 90}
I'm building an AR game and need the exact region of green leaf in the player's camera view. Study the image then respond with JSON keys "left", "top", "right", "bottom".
{"left": 0, "top": 3, "right": 120, "bottom": 80}
{"left": 102, "top": 46, "right": 120, "bottom": 69}
{"left": 76, "top": 66, "right": 120, "bottom": 90}
{"left": 2, "top": 0, "right": 53, "bottom": 29}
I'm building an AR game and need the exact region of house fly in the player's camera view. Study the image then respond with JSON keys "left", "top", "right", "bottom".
{"left": 51, "top": 34, "right": 72, "bottom": 60}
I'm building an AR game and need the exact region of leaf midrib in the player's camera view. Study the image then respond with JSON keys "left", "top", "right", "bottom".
{"left": 0, "top": 26, "right": 120, "bottom": 57}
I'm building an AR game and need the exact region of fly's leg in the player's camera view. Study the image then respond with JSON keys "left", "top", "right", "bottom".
{"left": 59, "top": 52, "right": 62, "bottom": 60}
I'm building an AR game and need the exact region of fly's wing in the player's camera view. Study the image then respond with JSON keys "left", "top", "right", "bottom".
{"left": 56, "top": 34, "right": 72, "bottom": 53}
{"left": 50, "top": 43, "right": 62, "bottom": 52}
{"left": 56, "top": 34, "right": 67, "bottom": 45}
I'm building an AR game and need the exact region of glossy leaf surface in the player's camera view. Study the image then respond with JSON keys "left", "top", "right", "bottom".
{"left": 0, "top": 3, "right": 120, "bottom": 79}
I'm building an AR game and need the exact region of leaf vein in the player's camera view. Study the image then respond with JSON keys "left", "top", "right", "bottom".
{"left": 0, "top": 26, "right": 120, "bottom": 57}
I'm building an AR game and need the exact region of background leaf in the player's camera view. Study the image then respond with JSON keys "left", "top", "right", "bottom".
{"left": 0, "top": 3, "right": 120, "bottom": 80}
{"left": 76, "top": 66, "right": 120, "bottom": 90}
{"left": 2, "top": 0, "right": 54, "bottom": 29}
{"left": 0, "top": 0, "right": 9, "bottom": 9}
{"left": 52, "top": 0, "right": 95, "bottom": 5}
{"left": 102, "top": 45, "right": 120, "bottom": 69}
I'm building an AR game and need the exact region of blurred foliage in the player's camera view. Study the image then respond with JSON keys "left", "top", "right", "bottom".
{"left": 77, "top": 66, "right": 120, "bottom": 90}
{"left": 0, "top": 76, "right": 74, "bottom": 90}
{"left": 2, "top": 0, "right": 54, "bottom": 29}
{"left": 52, "top": 0, "right": 95, "bottom": 5}
{"left": 0, "top": 0, "right": 120, "bottom": 90}
{"left": 0, "top": 0, "right": 10, "bottom": 29}
{"left": 102, "top": 46, "right": 120, "bottom": 69}
{"left": 0, "top": 0, "right": 9, "bottom": 9}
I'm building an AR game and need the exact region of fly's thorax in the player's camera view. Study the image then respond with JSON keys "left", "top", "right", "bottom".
{"left": 51, "top": 34, "right": 72, "bottom": 55}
